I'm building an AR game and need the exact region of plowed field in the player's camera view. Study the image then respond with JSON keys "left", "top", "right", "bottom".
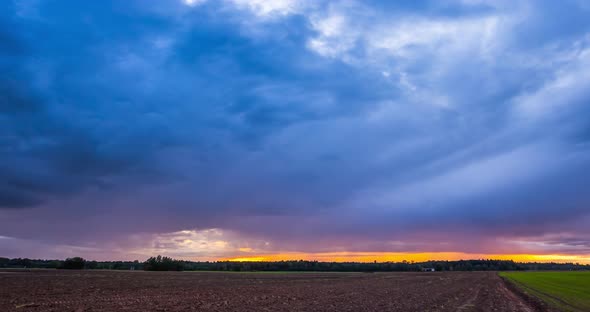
{"left": 0, "top": 270, "right": 544, "bottom": 311}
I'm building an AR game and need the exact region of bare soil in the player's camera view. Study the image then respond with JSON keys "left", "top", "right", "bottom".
{"left": 0, "top": 270, "right": 544, "bottom": 311}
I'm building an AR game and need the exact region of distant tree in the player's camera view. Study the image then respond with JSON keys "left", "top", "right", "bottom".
{"left": 60, "top": 257, "right": 86, "bottom": 269}
{"left": 143, "top": 255, "right": 185, "bottom": 271}
{"left": 85, "top": 260, "right": 98, "bottom": 269}
{"left": 2, "top": 256, "right": 588, "bottom": 272}
{"left": 14, "top": 258, "right": 32, "bottom": 268}
{"left": 48, "top": 260, "right": 63, "bottom": 269}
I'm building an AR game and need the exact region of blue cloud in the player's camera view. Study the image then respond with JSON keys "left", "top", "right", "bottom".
{"left": 1, "top": 0, "right": 590, "bottom": 256}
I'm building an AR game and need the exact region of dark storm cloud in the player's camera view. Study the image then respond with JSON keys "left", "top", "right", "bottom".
{"left": 0, "top": 0, "right": 199, "bottom": 209}
{"left": 1, "top": 0, "right": 590, "bottom": 257}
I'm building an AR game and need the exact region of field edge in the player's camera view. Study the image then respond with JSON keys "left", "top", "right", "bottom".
{"left": 498, "top": 273, "right": 556, "bottom": 312}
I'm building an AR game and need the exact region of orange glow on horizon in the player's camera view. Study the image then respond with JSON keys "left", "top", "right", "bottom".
{"left": 220, "top": 252, "right": 590, "bottom": 264}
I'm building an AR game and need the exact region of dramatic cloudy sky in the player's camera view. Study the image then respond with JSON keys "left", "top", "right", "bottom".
{"left": 2, "top": 0, "right": 590, "bottom": 262}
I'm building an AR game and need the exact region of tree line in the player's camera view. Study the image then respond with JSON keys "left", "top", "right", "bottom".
{"left": 1, "top": 256, "right": 589, "bottom": 272}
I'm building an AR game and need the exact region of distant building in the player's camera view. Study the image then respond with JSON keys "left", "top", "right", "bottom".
{"left": 422, "top": 268, "right": 435, "bottom": 272}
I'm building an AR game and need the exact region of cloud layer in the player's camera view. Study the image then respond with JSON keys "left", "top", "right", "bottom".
{"left": 1, "top": 0, "right": 590, "bottom": 261}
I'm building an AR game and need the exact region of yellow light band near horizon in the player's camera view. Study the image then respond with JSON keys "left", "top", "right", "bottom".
{"left": 220, "top": 252, "right": 590, "bottom": 264}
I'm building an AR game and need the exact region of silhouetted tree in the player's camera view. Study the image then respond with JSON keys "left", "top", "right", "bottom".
{"left": 143, "top": 255, "right": 185, "bottom": 271}
{"left": 60, "top": 257, "right": 85, "bottom": 269}
{"left": 3, "top": 257, "right": 589, "bottom": 272}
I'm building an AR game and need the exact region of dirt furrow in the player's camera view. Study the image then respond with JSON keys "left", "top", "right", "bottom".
{"left": 0, "top": 270, "right": 541, "bottom": 312}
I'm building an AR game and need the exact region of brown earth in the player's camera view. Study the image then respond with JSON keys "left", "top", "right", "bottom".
{"left": 0, "top": 270, "right": 545, "bottom": 312}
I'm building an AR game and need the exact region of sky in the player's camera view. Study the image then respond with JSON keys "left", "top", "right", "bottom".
{"left": 1, "top": 0, "right": 590, "bottom": 263}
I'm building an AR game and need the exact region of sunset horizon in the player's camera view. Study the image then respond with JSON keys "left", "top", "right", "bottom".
{"left": 2, "top": 0, "right": 590, "bottom": 270}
